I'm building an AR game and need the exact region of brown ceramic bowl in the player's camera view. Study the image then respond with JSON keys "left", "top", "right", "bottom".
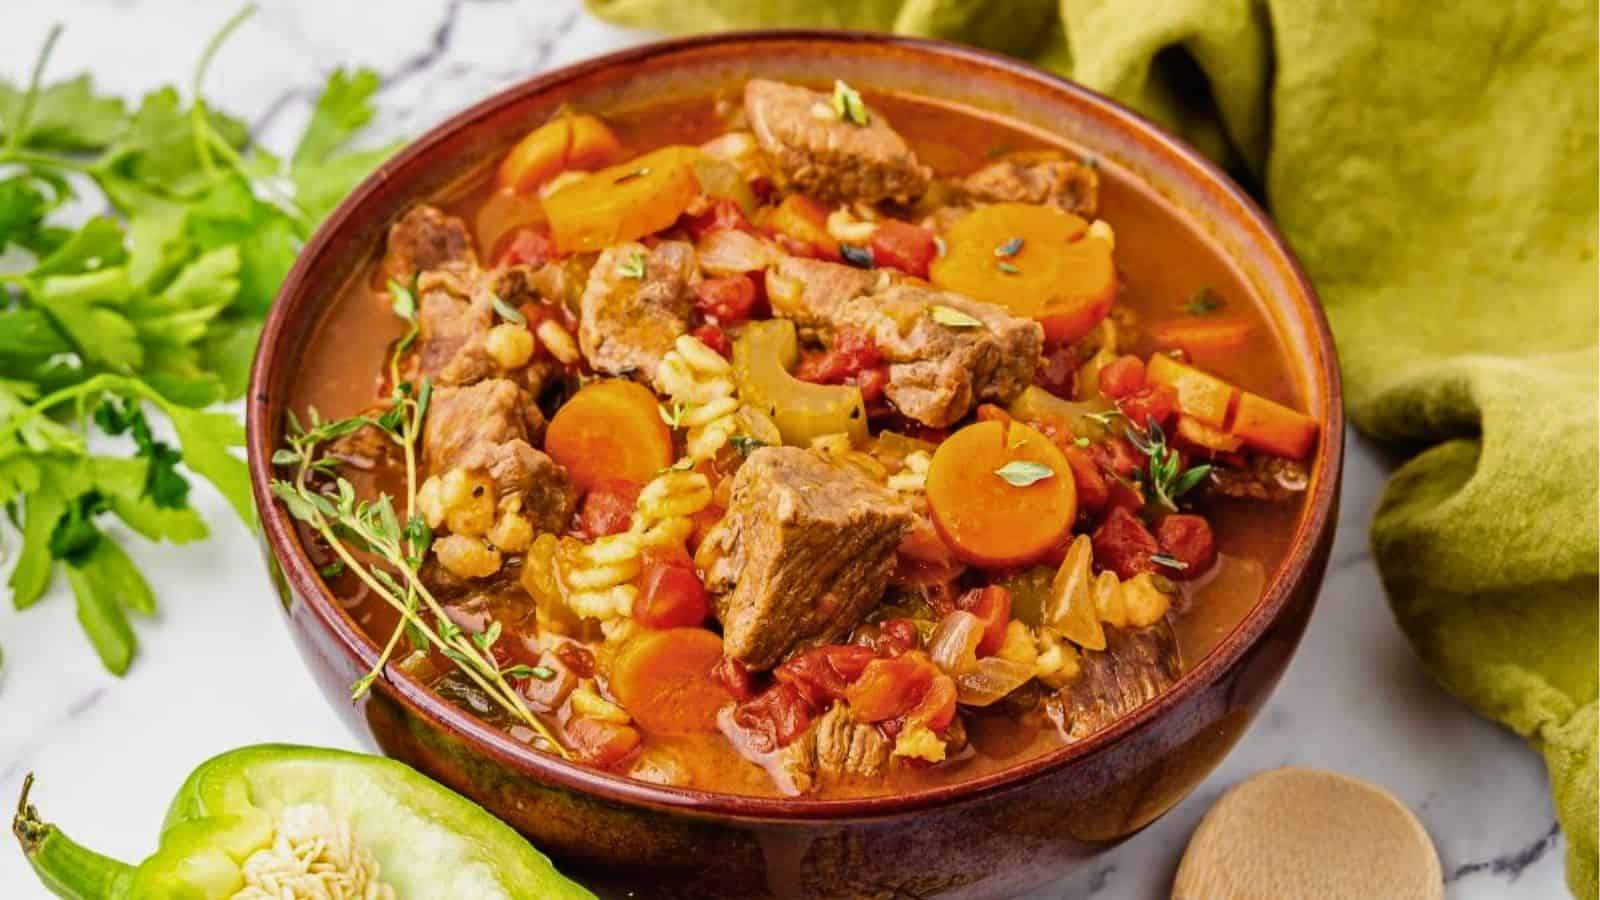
{"left": 247, "top": 31, "right": 1343, "bottom": 899}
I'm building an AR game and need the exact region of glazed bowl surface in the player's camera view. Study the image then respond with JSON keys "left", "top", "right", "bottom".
{"left": 246, "top": 30, "right": 1344, "bottom": 900}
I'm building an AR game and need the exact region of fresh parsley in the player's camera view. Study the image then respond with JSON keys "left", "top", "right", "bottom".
{"left": 0, "top": 10, "right": 394, "bottom": 674}
{"left": 618, "top": 250, "right": 646, "bottom": 280}
{"left": 830, "top": 80, "right": 870, "bottom": 126}
{"left": 929, "top": 304, "right": 983, "bottom": 329}
{"left": 490, "top": 292, "right": 525, "bottom": 325}
{"left": 729, "top": 434, "right": 767, "bottom": 457}
{"left": 993, "top": 236, "right": 1024, "bottom": 258}
{"left": 1150, "top": 552, "right": 1189, "bottom": 571}
{"left": 996, "top": 261, "right": 1021, "bottom": 275}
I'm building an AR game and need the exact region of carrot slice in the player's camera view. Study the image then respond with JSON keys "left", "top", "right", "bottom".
{"left": 1146, "top": 354, "right": 1238, "bottom": 428}
{"left": 497, "top": 114, "right": 624, "bottom": 194}
{"left": 609, "top": 628, "right": 730, "bottom": 734}
{"left": 1149, "top": 317, "right": 1255, "bottom": 357}
{"left": 930, "top": 203, "right": 1115, "bottom": 344}
{"left": 545, "top": 379, "right": 675, "bottom": 491}
{"left": 925, "top": 419, "right": 1077, "bottom": 568}
{"left": 545, "top": 146, "right": 703, "bottom": 253}
{"left": 1230, "top": 392, "right": 1319, "bottom": 459}
{"left": 1174, "top": 414, "right": 1244, "bottom": 453}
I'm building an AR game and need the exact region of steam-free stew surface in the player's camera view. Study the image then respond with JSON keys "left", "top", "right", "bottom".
{"left": 285, "top": 82, "right": 1312, "bottom": 798}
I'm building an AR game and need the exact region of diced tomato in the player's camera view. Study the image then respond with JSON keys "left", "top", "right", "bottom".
{"left": 957, "top": 585, "right": 1013, "bottom": 657}
{"left": 682, "top": 197, "right": 754, "bottom": 240}
{"left": 856, "top": 366, "right": 889, "bottom": 407}
{"left": 774, "top": 644, "right": 879, "bottom": 710}
{"left": 1105, "top": 478, "right": 1145, "bottom": 515}
{"left": 712, "top": 655, "right": 760, "bottom": 702}
{"left": 878, "top": 619, "right": 920, "bottom": 656}
{"left": 869, "top": 220, "right": 938, "bottom": 278}
{"left": 494, "top": 224, "right": 560, "bottom": 268}
{"left": 566, "top": 716, "right": 641, "bottom": 768}
{"left": 633, "top": 546, "right": 710, "bottom": 629}
{"left": 578, "top": 479, "right": 640, "bottom": 538}
{"left": 687, "top": 503, "right": 724, "bottom": 552}
{"left": 1034, "top": 342, "right": 1082, "bottom": 398}
{"left": 1062, "top": 445, "right": 1110, "bottom": 515}
{"left": 974, "top": 404, "right": 1011, "bottom": 426}
{"left": 794, "top": 326, "right": 883, "bottom": 385}
{"left": 1098, "top": 355, "right": 1147, "bottom": 400}
{"left": 1089, "top": 436, "right": 1144, "bottom": 480}
{"left": 554, "top": 641, "right": 598, "bottom": 679}
{"left": 1116, "top": 384, "right": 1179, "bottom": 430}
{"left": 1092, "top": 507, "right": 1160, "bottom": 579}
{"left": 692, "top": 323, "right": 732, "bottom": 357}
{"left": 694, "top": 274, "right": 760, "bottom": 325}
{"left": 845, "top": 652, "right": 939, "bottom": 723}
{"left": 900, "top": 673, "right": 957, "bottom": 734}
{"left": 1156, "top": 514, "right": 1216, "bottom": 579}
{"left": 732, "top": 683, "right": 813, "bottom": 751}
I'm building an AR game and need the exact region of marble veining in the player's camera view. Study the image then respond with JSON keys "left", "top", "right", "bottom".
{"left": 0, "top": 2, "right": 1567, "bottom": 897}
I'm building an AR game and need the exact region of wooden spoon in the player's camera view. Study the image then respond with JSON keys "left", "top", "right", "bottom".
{"left": 1173, "top": 767, "right": 1443, "bottom": 899}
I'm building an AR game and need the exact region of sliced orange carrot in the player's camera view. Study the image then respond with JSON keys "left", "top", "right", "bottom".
{"left": 609, "top": 627, "right": 730, "bottom": 734}
{"left": 1174, "top": 414, "right": 1244, "bottom": 453}
{"left": 1149, "top": 317, "right": 1255, "bottom": 357}
{"left": 1146, "top": 354, "right": 1238, "bottom": 428}
{"left": 545, "top": 379, "right": 675, "bottom": 491}
{"left": 497, "top": 114, "right": 624, "bottom": 194}
{"left": 1230, "top": 391, "right": 1318, "bottom": 459}
{"left": 930, "top": 203, "right": 1115, "bottom": 344}
{"left": 545, "top": 146, "right": 703, "bottom": 253}
{"left": 925, "top": 419, "right": 1077, "bottom": 568}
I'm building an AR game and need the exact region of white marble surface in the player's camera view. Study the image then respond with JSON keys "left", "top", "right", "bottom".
{"left": 0, "top": 2, "right": 1567, "bottom": 897}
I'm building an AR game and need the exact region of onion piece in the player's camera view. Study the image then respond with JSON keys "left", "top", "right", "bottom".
{"left": 928, "top": 610, "right": 984, "bottom": 675}
{"left": 1045, "top": 534, "right": 1105, "bottom": 651}
{"left": 696, "top": 228, "right": 777, "bottom": 277}
{"left": 955, "top": 656, "right": 1038, "bottom": 707}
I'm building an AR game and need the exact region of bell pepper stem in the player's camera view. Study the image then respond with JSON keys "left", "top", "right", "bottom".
{"left": 13, "top": 773, "right": 135, "bottom": 900}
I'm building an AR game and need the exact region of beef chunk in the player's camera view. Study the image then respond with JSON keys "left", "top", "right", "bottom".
{"left": 717, "top": 701, "right": 891, "bottom": 796}
{"left": 962, "top": 153, "right": 1099, "bottom": 218}
{"left": 769, "top": 257, "right": 1042, "bottom": 427}
{"left": 1045, "top": 622, "right": 1180, "bottom": 744}
{"left": 417, "top": 265, "right": 550, "bottom": 387}
{"left": 702, "top": 447, "right": 914, "bottom": 669}
{"left": 1205, "top": 454, "right": 1311, "bottom": 502}
{"left": 577, "top": 241, "right": 696, "bottom": 384}
{"left": 382, "top": 205, "right": 476, "bottom": 284}
{"left": 424, "top": 379, "right": 572, "bottom": 533}
{"left": 743, "top": 79, "right": 931, "bottom": 206}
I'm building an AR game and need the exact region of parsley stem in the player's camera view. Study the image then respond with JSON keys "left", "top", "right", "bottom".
{"left": 5, "top": 24, "right": 62, "bottom": 156}
{"left": 0, "top": 374, "right": 160, "bottom": 447}
{"left": 189, "top": 5, "right": 256, "bottom": 178}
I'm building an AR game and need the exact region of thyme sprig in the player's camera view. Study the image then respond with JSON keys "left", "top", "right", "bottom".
{"left": 1125, "top": 415, "right": 1212, "bottom": 510}
{"left": 269, "top": 314, "right": 567, "bottom": 757}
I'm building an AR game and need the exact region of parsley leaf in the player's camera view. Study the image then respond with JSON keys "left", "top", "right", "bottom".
{"left": 994, "top": 460, "right": 1055, "bottom": 487}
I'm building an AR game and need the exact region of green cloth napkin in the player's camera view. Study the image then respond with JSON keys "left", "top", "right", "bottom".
{"left": 590, "top": 1, "right": 1599, "bottom": 893}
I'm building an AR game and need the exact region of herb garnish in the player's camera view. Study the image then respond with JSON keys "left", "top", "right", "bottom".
{"left": 839, "top": 243, "right": 874, "bottom": 268}
{"left": 0, "top": 11, "right": 394, "bottom": 673}
{"left": 996, "top": 261, "right": 1021, "bottom": 275}
{"left": 613, "top": 166, "right": 650, "bottom": 184}
{"left": 929, "top": 304, "right": 984, "bottom": 328}
{"left": 831, "top": 80, "right": 870, "bottom": 126}
{"left": 730, "top": 435, "right": 768, "bottom": 457}
{"left": 389, "top": 277, "right": 418, "bottom": 322}
{"left": 994, "top": 460, "right": 1055, "bottom": 487}
{"left": 994, "top": 237, "right": 1024, "bottom": 258}
{"left": 490, "top": 292, "right": 525, "bottom": 325}
{"left": 618, "top": 250, "right": 646, "bottom": 280}
{"left": 1083, "top": 409, "right": 1125, "bottom": 429}
{"left": 1125, "top": 415, "right": 1212, "bottom": 509}
{"left": 1150, "top": 553, "right": 1189, "bottom": 571}
{"left": 1184, "top": 287, "right": 1224, "bottom": 316}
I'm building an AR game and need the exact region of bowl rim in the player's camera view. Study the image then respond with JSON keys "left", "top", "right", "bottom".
{"left": 247, "top": 28, "right": 1345, "bottom": 822}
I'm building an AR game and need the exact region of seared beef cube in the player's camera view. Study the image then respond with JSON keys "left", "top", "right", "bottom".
{"left": 1046, "top": 622, "right": 1180, "bottom": 744}
{"left": 702, "top": 447, "right": 914, "bottom": 669}
{"left": 418, "top": 266, "right": 549, "bottom": 387}
{"left": 577, "top": 241, "right": 696, "bottom": 383}
{"left": 962, "top": 154, "right": 1099, "bottom": 218}
{"left": 717, "top": 701, "right": 890, "bottom": 796}
{"left": 743, "top": 79, "right": 931, "bottom": 206}
{"left": 812, "top": 703, "right": 891, "bottom": 780}
{"left": 424, "top": 379, "right": 572, "bottom": 533}
{"left": 382, "top": 205, "right": 476, "bottom": 284}
{"left": 766, "top": 256, "right": 884, "bottom": 330}
{"left": 768, "top": 257, "right": 1042, "bottom": 427}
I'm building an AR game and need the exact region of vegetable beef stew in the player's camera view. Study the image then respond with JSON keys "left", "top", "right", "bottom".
{"left": 276, "top": 79, "right": 1318, "bottom": 798}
